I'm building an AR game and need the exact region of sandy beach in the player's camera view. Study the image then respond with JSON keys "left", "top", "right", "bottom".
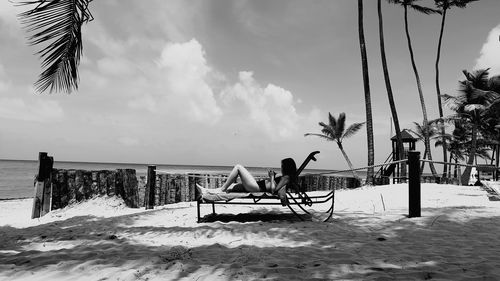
{"left": 1, "top": 183, "right": 500, "bottom": 280}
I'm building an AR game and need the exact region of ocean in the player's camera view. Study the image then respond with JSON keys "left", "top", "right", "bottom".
{"left": 0, "top": 159, "right": 345, "bottom": 200}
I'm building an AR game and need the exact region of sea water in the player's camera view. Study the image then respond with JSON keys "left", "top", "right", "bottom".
{"left": 0, "top": 159, "right": 343, "bottom": 200}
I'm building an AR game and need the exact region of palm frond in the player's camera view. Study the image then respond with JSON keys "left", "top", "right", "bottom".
{"left": 18, "top": 0, "right": 93, "bottom": 93}
{"left": 327, "top": 113, "right": 337, "bottom": 129}
{"left": 341, "top": 122, "right": 365, "bottom": 140}
{"left": 337, "top": 112, "right": 346, "bottom": 137}
{"left": 304, "top": 133, "right": 335, "bottom": 142}
{"left": 409, "top": 3, "right": 441, "bottom": 14}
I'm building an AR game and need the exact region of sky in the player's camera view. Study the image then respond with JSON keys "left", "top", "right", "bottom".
{"left": 0, "top": 0, "right": 499, "bottom": 171}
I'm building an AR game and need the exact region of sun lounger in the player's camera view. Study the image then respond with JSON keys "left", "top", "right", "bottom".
{"left": 196, "top": 151, "right": 335, "bottom": 222}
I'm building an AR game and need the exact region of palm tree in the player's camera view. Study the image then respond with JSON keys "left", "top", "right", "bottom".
{"left": 433, "top": 0, "right": 479, "bottom": 178}
{"left": 410, "top": 121, "right": 438, "bottom": 173}
{"left": 442, "top": 69, "right": 494, "bottom": 185}
{"left": 305, "top": 112, "right": 365, "bottom": 181}
{"left": 18, "top": 0, "right": 94, "bottom": 93}
{"left": 388, "top": 0, "right": 440, "bottom": 177}
{"left": 358, "top": 0, "right": 375, "bottom": 184}
{"left": 377, "top": 0, "right": 405, "bottom": 177}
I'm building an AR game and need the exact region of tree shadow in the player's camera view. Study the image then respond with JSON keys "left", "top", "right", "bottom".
{"left": 1, "top": 204, "right": 500, "bottom": 280}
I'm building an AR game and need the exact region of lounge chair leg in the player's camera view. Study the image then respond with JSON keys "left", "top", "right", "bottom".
{"left": 323, "top": 196, "right": 335, "bottom": 222}
{"left": 197, "top": 200, "right": 201, "bottom": 223}
{"left": 212, "top": 203, "right": 216, "bottom": 214}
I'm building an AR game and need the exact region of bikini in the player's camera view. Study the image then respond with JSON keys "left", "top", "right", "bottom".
{"left": 257, "top": 176, "right": 281, "bottom": 192}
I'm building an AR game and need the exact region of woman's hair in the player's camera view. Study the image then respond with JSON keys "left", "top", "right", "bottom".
{"left": 281, "top": 158, "right": 297, "bottom": 181}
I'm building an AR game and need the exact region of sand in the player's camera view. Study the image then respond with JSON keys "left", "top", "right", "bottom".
{"left": 1, "top": 183, "right": 500, "bottom": 281}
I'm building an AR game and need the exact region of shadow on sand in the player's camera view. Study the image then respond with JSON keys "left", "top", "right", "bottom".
{"left": 1, "top": 203, "right": 500, "bottom": 280}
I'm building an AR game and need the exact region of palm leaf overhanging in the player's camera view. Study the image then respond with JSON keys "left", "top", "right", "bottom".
{"left": 17, "top": 0, "right": 94, "bottom": 93}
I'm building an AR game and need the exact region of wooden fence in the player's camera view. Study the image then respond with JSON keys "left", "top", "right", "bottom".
{"left": 142, "top": 170, "right": 361, "bottom": 208}
{"left": 50, "top": 168, "right": 139, "bottom": 211}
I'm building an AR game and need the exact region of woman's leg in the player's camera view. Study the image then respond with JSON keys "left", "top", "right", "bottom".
{"left": 221, "top": 164, "right": 260, "bottom": 192}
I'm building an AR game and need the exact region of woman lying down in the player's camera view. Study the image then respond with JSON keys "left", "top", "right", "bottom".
{"left": 195, "top": 158, "right": 297, "bottom": 206}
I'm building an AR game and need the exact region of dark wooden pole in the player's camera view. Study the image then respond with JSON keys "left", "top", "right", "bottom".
{"left": 145, "top": 165, "right": 156, "bottom": 209}
{"left": 408, "top": 150, "right": 421, "bottom": 218}
{"left": 32, "top": 152, "right": 54, "bottom": 218}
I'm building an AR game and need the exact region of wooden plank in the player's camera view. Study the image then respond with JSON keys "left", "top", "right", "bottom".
{"left": 159, "top": 174, "right": 165, "bottom": 206}
{"left": 107, "top": 171, "right": 116, "bottom": 196}
{"left": 59, "top": 170, "right": 69, "bottom": 208}
{"left": 91, "top": 171, "right": 99, "bottom": 197}
{"left": 145, "top": 166, "right": 156, "bottom": 209}
{"left": 98, "top": 171, "right": 107, "bottom": 195}
{"left": 67, "top": 170, "right": 77, "bottom": 204}
{"left": 115, "top": 169, "right": 124, "bottom": 198}
{"left": 51, "top": 169, "right": 60, "bottom": 210}
{"left": 82, "top": 171, "right": 92, "bottom": 200}
{"left": 40, "top": 155, "right": 54, "bottom": 217}
{"left": 75, "top": 170, "right": 84, "bottom": 201}
{"left": 123, "top": 169, "right": 139, "bottom": 208}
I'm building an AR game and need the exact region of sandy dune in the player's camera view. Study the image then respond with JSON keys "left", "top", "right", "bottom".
{"left": 1, "top": 183, "right": 500, "bottom": 280}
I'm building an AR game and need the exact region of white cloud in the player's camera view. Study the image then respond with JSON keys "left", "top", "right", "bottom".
{"left": 221, "top": 71, "right": 301, "bottom": 140}
{"left": 0, "top": 98, "right": 64, "bottom": 122}
{"left": 130, "top": 39, "right": 222, "bottom": 124}
{"left": 474, "top": 24, "right": 500, "bottom": 75}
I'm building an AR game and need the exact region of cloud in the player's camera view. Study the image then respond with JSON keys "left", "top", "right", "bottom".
{"left": 474, "top": 24, "right": 500, "bottom": 75}
{"left": 97, "top": 57, "right": 135, "bottom": 76}
{"left": 117, "top": 136, "right": 140, "bottom": 147}
{"left": 221, "top": 71, "right": 301, "bottom": 140}
{"left": 0, "top": 98, "right": 64, "bottom": 122}
{"left": 129, "top": 39, "right": 223, "bottom": 124}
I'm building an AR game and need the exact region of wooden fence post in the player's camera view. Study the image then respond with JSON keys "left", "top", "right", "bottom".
{"left": 32, "top": 152, "right": 54, "bottom": 219}
{"left": 145, "top": 165, "right": 156, "bottom": 209}
{"left": 408, "top": 150, "right": 421, "bottom": 218}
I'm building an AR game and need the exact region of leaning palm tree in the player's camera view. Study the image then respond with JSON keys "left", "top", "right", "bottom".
{"left": 17, "top": 0, "right": 94, "bottom": 93}
{"left": 433, "top": 0, "right": 479, "bottom": 178}
{"left": 377, "top": 0, "right": 405, "bottom": 177}
{"left": 388, "top": 0, "right": 440, "bottom": 177}
{"left": 358, "top": 0, "right": 375, "bottom": 184}
{"left": 305, "top": 112, "right": 365, "bottom": 181}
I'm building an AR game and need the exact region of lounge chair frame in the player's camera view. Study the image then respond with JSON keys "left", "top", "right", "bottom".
{"left": 196, "top": 151, "right": 335, "bottom": 222}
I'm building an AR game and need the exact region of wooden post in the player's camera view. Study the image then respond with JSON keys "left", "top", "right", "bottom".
{"left": 145, "top": 166, "right": 156, "bottom": 209}
{"left": 32, "top": 152, "right": 54, "bottom": 219}
{"left": 408, "top": 150, "right": 421, "bottom": 218}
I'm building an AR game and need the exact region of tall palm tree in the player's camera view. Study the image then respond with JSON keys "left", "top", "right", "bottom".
{"left": 377, "top": 0, "right": 405, "bottom": 177}
{"left": 305, "top": 112, "right": 365, "bottom": 181}
{"left": 18, "top": 0, "right": 94, "bottom": 93}
{"left": 358, "top": 0, "right": 375, "bottom": 184}
{"left": 388, "top": 0, "right": 440, "bottom": 177}
{"left": 433, "top": 0, "right": 479, "bottom": 178}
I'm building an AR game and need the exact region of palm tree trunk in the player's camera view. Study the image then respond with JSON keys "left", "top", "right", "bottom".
{"left": 378, "top": 0, "right": 405, "bottom": 178}
{"left": 338, "top": 143, "right": 361, "bottom": 181}
{"left": 461, "top": 123, "right": 478, "bottom": 185}
{"left": 435, "top": 8, "right": 448, "bottom": 178}
{"left": 358, "top": 0, "right": 375, "bottom": 184}
{"left": 403, "top": 5, "right": 437, "bottom": 177}
{"left": 420, "top": 147, "right": 428, "bottom": 174}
